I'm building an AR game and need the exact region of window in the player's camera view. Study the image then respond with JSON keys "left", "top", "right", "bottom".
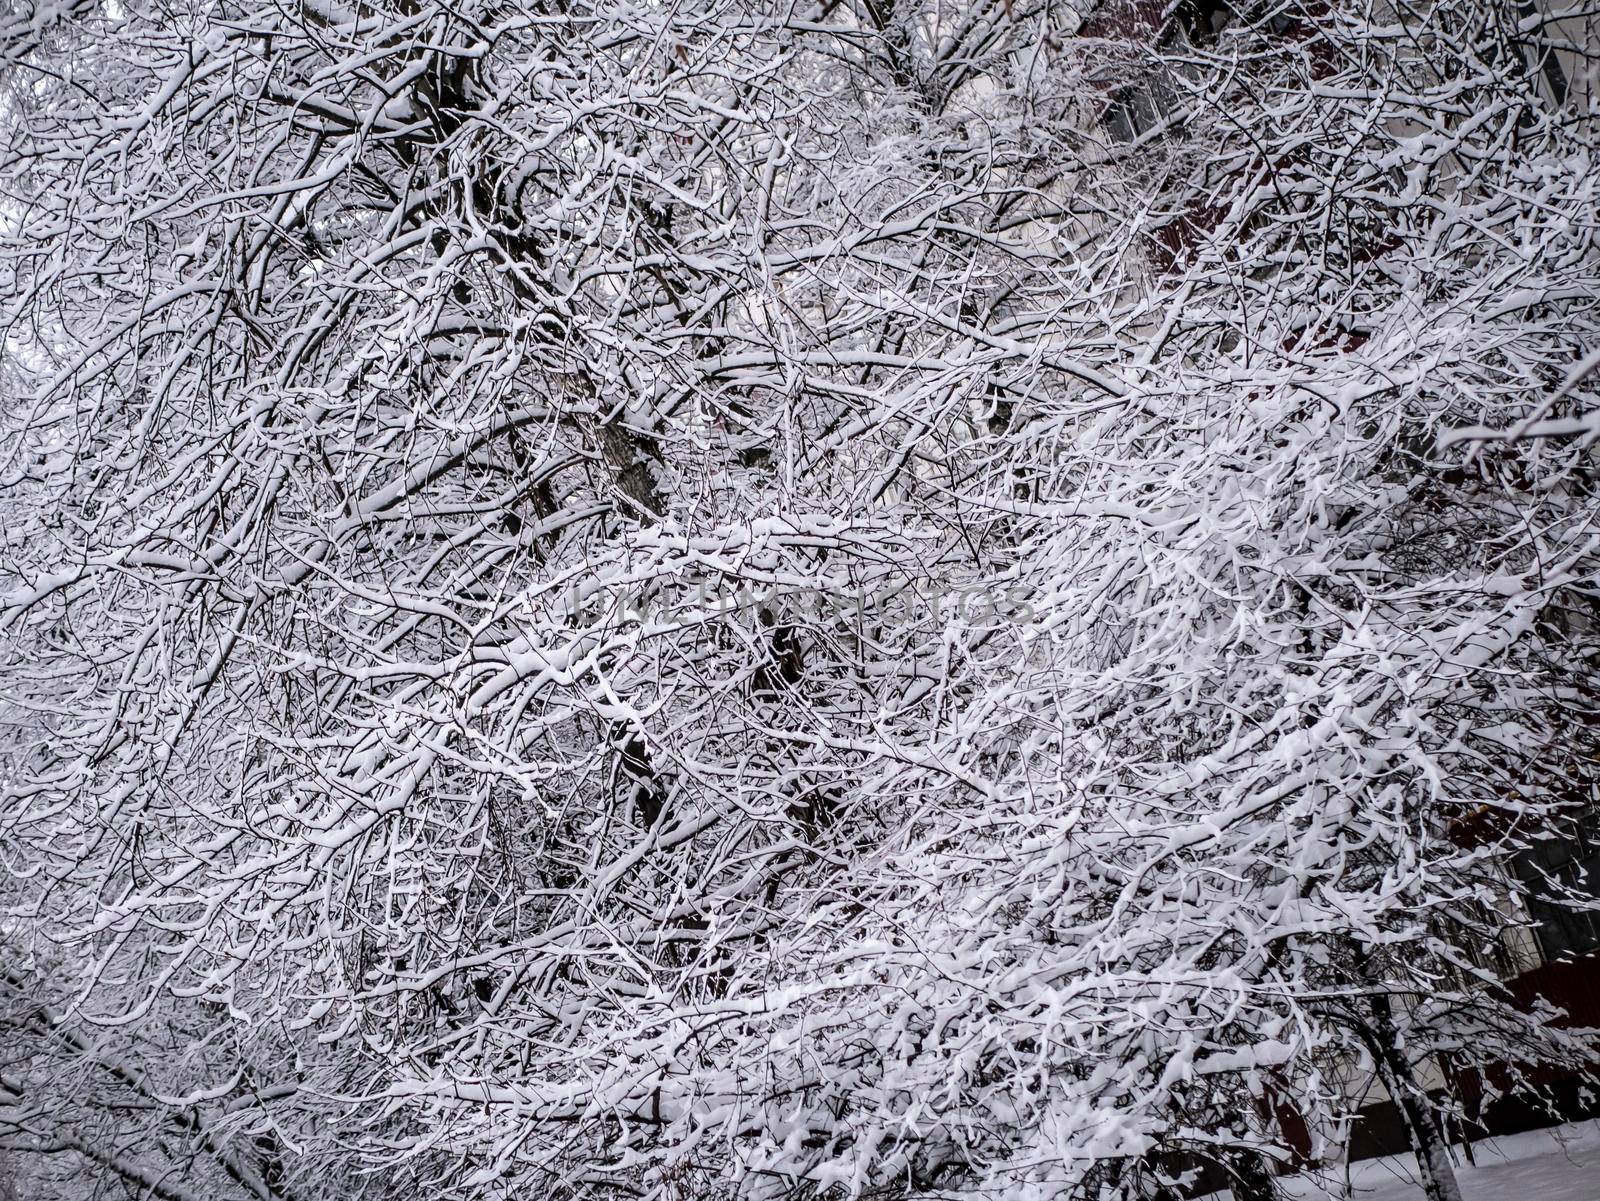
{"left": 1515, "top": 808, "right": 1600, "bottom": 963}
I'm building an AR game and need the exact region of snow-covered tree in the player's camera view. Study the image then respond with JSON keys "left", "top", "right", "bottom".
{"left": 2, "top": 0, "right": 1597, "bottom": 1198}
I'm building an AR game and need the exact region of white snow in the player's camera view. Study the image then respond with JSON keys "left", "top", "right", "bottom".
{"left": 1258, "top": 1121, "right": 1600, "bottom": 1201}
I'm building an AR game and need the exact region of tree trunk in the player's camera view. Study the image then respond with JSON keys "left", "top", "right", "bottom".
{"left": 1363, "top": 996, "right": 1465, "bottom": 1201}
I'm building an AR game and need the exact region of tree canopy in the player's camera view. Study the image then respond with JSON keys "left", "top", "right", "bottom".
{"left": 2, "top": 0, "right": 1598, "bottom": 1198}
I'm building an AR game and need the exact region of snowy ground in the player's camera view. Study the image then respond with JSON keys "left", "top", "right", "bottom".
{"left": 1250, "top": 1120, "right": 1600, "bottom": 1200}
